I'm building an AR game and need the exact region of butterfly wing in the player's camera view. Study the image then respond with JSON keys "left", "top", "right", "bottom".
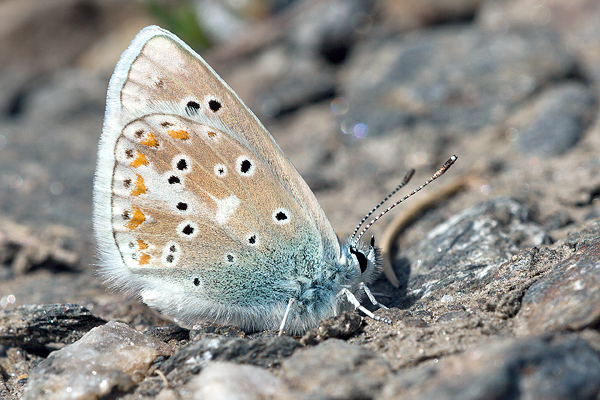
{"left": 94, "top": 26, "right": 340, "bottom": 329}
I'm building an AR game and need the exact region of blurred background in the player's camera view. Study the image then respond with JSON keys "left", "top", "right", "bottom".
{"left": 0, "top": 0, "right": 599, "bottom": 311}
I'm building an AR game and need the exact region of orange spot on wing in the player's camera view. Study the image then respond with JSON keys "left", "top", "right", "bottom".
{"left": 168, "top": 130, "right": 190, "bottom": 140}
{"left": 130, "top": 151, "right": 148, "bottom": 167}
{"left": 125, "top": 207, "right": 145, "bottom": 230}
{"left": 137, "top": 239, "right": 148, "bottom": 250}
{"left": 138, "top": 252, "right": 151, "bottom": 265}
{"left": 207, "top": 131, "right": 217, "bottom": 138}
{"left": 131, "top": 174, "right": 147, "bottom": 196}
{"left": 140, "top": 132, "right": 159, "bottom": 147}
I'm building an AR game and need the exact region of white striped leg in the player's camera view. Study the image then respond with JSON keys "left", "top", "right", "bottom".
{"left": 278, "top": 298, "right": 296, "bottom": 336}
{"left": 338, "top": 288, "right": 392, "bottom": 324}
{"left": 359, "top": 282, "right": 389, "bottom": 309}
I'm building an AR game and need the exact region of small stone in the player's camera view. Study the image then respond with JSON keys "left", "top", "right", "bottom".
{"left": 145, "top": 324, "right": 190, "bottom": 345}
{"left": 181, "top": 362, "right": 286, "bottom": 400}
{"left": 282, "top": 339, "right": 391, "bottom": 399}
{"left": 402, "top": 317, "right": 428, "bottom": 328}
{"left": 22, "top": 321, "right": 173, "bottom": 400}
{"left": 300, "top": 311, "right": 363, "bottom": 345}
{"left": 436, "top": 311, "right": 469, "bottom": 323}
{"left": 189, "top": 321, "right": 246, "bottom": 340}
{"left": 516, "top": 240, "right": 600, "bottom": 336}
{"left": 0, "top": 304, "right": 106, "bottom": 348}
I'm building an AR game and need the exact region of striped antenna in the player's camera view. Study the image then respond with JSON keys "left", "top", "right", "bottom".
{"left": 351, "top": 169, "right": 415, "bottom": 239}
{"left": 353, "top": 155, "right": 458, "bottom": 243}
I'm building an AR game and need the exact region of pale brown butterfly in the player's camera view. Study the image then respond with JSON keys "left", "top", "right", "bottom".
{"left": 93, "top": 26, "right": 456, "bottom": 334}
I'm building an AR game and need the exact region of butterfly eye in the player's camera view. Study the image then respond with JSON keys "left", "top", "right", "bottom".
{"left": 350, "top": 247, "right": 368, "bottom": 273}
{"left": 214, "top": 164, "right": 227, "bottom": 177}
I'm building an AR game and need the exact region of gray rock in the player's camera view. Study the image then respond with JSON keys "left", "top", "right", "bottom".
{"left": 23, "top": 320, "right": 173, "bottom": 400}
{"left": 0, "top": 216, "right": 82, "bottom": 276}
{"left": 23, "top": 68, "right": 107, "bottom": 124}
{"left": 0, "top": 69, "right": 104, "bottom": 235}
{"left": 478, "top": 0, "right": 600, "bottom": 85}
{"left": 516, "top": 239, "right": 600, "bottom": 336}
{"left": 194, "top": 0, "right": 249, "bottom": 44}
{"left": 160, "top": 336, "right": 301, "bottom": 387}
{"left": 398, "top": 197, "right": 547, "bottom": 306}
{"left": 0, "top": 304, "right": 105, "bottom": 348}
{"left": 339, "top": 27, "right": 575, "bottom": 139}
{"left": 380, "top": 334, "right": 600, "bottom": 400}
{"left": 566, "top": 218, "right": 600, "bottom": 249}
{"left": 281, "top": 339, "right": 391, "bottom": 399}
{"left": 514, "top": 83, "right": 595, "bottom": 156}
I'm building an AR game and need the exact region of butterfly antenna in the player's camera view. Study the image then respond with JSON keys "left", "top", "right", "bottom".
{"left": 355, "top": 155, "right": 458, "bottom": 243}
{"left": 351, "top": 169, "right": 415, "bottom": 240}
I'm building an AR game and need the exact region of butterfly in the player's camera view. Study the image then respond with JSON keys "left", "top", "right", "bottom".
{"left": 93, "top": 25, "right": 456, "bottom": 334}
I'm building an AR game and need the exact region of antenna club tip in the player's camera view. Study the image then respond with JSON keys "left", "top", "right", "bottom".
{"left": 441, "top": 155, "right": 458, "bottom": 170}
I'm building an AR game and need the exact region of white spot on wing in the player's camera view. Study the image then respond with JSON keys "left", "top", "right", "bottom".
{"left": 144, "top": 37, "right": 188, "bottom": 75}
{"left": 177, "top": 220, "right": 199, "bottom": 238}
{"left": 141, "top": 289, "right": 160, "bottom": 303}
{"left": 214, "top": 164, "right": 227, "bottom": 177}
{"left": 209, "top": 194, "right": 240, "bottom": 225}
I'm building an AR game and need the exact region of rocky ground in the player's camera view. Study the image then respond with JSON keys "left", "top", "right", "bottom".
{"left": 1, "top": 0, "right": 600, "bottom": 399}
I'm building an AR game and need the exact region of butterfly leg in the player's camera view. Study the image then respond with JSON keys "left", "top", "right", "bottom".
{"left": 359, "top": 282, "right": 389, "bottom": 309}
{"left": 338, "top": 288, "right": 392, "bottom": 324}
{"left": 278, "top": 298, "right": 296, "bottom": 336}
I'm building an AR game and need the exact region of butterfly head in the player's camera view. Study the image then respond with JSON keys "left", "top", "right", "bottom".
{"left": 339, "top": 235, "right": 381, "bottom": 288}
